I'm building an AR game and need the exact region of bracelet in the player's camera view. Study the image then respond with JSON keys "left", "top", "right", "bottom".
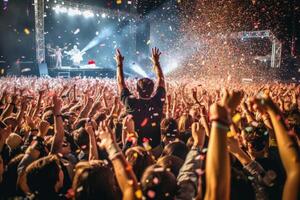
{"left": 55, "top": 114, "right": 63, "bottom": 118}
{"left": 210, "top": 117, "right": 230, "bottom": 127}
{"left": 30, "top": 128, "right": 39, "bottom": 132}
{"left": 211, "top": 121, "right": 230, "bottom": 131}
{"left": 9, "top": 103, "right": 16, "bottom": 106}
{"left": 107, "top": 143, "right": 122, "bottom": 160}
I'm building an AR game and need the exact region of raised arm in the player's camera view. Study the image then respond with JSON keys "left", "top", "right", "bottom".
{"left": 252, "top": 96, "right": 300, "bottom": 200}
{"left": 50, "top": 94, "right": 65, "bottom": 154}
{"left": 85, "top": 122, "right": 99, "bottom": 160}
{"left": 32, "top": 89, "right": 45, "bottom": 118}
{"left": 205, "top": 90, "right": 243, "bottom": 200}
{"left": 98, "top": 120, "right": 139, "bottom": 200}
{"left": 205, "top": 104, "right": 231, "bottom": 200}
{"left": 114, "top": 49, "right": 127, "bottom": 94}
{"left": 151, "top": 47, "right": 165, "bottom": 88}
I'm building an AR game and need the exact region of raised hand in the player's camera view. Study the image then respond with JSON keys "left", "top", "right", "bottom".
{"left": 227, "top": 136, "right": 242, "bottom": 154}
{"left": 114, "top": 49, "right": 124, "bottom": 66}
{"left": 98, "top": 120, "right": 115, "bottom": 149}
{"left": 249, "top": 94, "right": 277, "bottom": 115}
{"left": 191, "top": 122, "right": 205, "bottom": 147}
{"left": 38, "top": 120, "right": 50, "bottom": 138}
{"left": 85, "top": 121, "right": 94, "bottom": 135}
{"left": 150, "top": 47, "right": 161, "bottom": 65}
{"left": 52, "top": 94, "right": 62, "bottom": 115}
{"left": 221, "top": 89, "right": 244, "bottom": 114}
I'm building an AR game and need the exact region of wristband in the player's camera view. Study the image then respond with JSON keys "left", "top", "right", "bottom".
{"left": 211, "top": 121, "right": 230, "bottom": 131}
{"left": 107, "top": 143, "right": 122, "bottom": 160}
{"left": 55, "top": 114, "right": 63, "bottom": 118}
{"left": 210, "top": 117, "right": 230, "bottom": 127}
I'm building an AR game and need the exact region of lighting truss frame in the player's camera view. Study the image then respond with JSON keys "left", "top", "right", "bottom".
{"left": 223, "top": 30, "right": 282, "bottom": 68}
{"left": 34, "top": 0, "right": 46, "bottom": 64}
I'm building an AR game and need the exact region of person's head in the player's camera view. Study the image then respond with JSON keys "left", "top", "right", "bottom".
{"left": 73, "top": 128, "right": 89, "bottom": 153}
{"left": 157, "top": 155, "right": 184, "bottom": 177}
{"left": 26, "top": 155, "right": 64, "bottom": 196}
{"left": 2, "top": 154, "right": 25, "bottom": 197}
{"left": 73, "top": 45, "right": 78, "bottom": 50}
{"left": 241, "top": 123, "right": 269, "bottom": 157}
{"left": 178, "top": 114, "right": 193, "bottom": 133}
{"left": 125, "top": 146, "right": 155, "bottom": 180}
{"left": 72, "top": 160, "right": 117, "bottom": 200}
{"left": 136, "top": 78, "right": 154, "bottom": 99}
{"left": 160, "top": 118, "right": 179, "bottom": 144}
{"left": 141, "top": 164, "right": 177, "bottom": 200}
{"left": 161, "top": 141, "right": 189, "bottom": 160}
{"left": 6, "top": 133, "right": 23, "bottom": 150}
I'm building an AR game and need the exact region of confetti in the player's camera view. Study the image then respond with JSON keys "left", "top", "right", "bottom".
{"left": 153, "top": 177, "right": 159, "bottom": 184}
{"left": 232, "top": 113, "right": 241, "bottom": 124}
{"left": 147, "top": 190, "right": 156, "bottom": 198}
{"left": 74, "top": 28, "right": 80, "bottom": 35}
{"left": 135, "top": 190, "right": 143, "bottom": 199}
{"left": 76, "top": 186, "right": 83, "bottom": 192}
{"left": 24, "top": 28, "right": 30, "bottom": 35}
{"left": 140, "top": 118, "right": 148, "bottom": 127}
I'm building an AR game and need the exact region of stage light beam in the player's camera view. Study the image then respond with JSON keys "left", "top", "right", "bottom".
{"left": 130, "top": 64, "right": 148, "bottom": 77}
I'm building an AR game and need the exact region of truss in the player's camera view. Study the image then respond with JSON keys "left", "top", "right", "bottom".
{"left": 218, "top": 30, "right": 282, "bottom": 68}
{"left": 34, "top": 0, "right": 45, "bottom": 64}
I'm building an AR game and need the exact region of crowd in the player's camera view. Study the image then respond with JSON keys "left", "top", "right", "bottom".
{"left": 0, "top": 48, "right": 299, "bottom": 200}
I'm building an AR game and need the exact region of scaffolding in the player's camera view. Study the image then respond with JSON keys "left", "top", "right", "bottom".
{"left": 220, "top": 30, "right": 282, "bottom": 68}
{"left": 34, "top": 0, "right": 45, "bottom": 64}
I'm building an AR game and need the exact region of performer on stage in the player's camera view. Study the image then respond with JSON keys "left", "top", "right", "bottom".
{"left": 54, "top": 46, "right": 63, "bottom": 68}
{"left": 47, "top": 45, "right": 65, "bottom": 68}
{"left": 66, "top": 45, "right": 84, "bottom": 66}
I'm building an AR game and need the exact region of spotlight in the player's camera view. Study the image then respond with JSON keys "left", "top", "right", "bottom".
{"left": 101, "top": 13, "right": 106, "bottom": 18}
{"left": 83, "top": 10, "right": 94, "bottom": 18}
{"left": 69, "top": 8, "right": 82, "bottom": 16}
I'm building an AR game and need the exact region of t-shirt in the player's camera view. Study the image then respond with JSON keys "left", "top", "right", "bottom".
{"left": 121, "top": 87, "right": 166, "bottom": 148}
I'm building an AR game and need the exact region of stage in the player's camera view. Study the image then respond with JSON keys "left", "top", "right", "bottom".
{"left": 48, "top": 65, "right": 117, "bottom": 78}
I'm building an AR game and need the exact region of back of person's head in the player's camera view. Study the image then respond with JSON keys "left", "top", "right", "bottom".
{"left": 26, "top": 155, "right": 63, "bottom": 197}
{"left": 3, "top": 154, "right": 24, "bottom": 197}
{"left": 125, "top": 146, "right": 155, "bottom": 180}
{"left": 178, "top": 114, "right": 193, "bottom": 133}
{"left": 242, "top": 123, "right": 269, "bottom": 153}
{"left": 161, "top": 118, "right": 179, "bottom": 143}
{"left": 161, "top": 141, "right": 189, "bottom": 160}
{"left": 73, "top": 128, "right": 89, "bottom": 151}
{"left": 137, "top": 78, "right": 154, "bottom": 98}
{"left": 72, "top": 160, "right": 117, "bottom": 200}
{"left": 157, "top": 155, "right": 184, "bottom": 177}
{"left": 6, "top": 133, "right": 23, "bottom": 150}
{"left": 141, "top": 164, "right": 177, "bottom": 200}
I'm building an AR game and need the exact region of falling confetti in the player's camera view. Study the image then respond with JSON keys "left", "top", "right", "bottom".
{"left": 24, "top": 28, "right": 30, "bottom": 35}
{"left": 140, "top": 118, "right": 148, "bottom": 127}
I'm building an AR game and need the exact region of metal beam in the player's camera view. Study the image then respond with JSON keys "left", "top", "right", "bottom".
{"left": 34, "top": 0, "right": 45, "bottom": 63}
